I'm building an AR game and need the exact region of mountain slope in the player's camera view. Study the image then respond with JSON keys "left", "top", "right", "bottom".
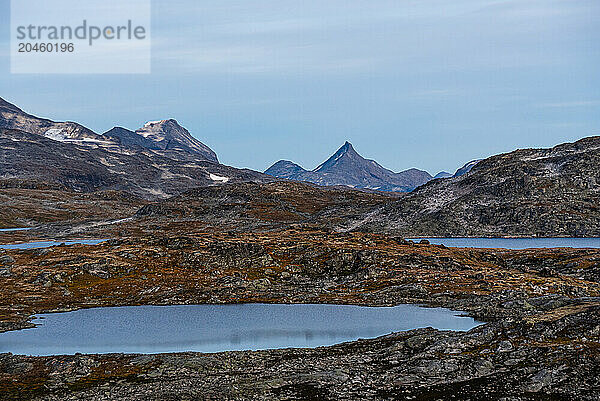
{"left": 264, "top": 160, "right": 310, "bottom": 180}
{"left": 0, "top": 97, "right": 109, "bottom": 144}
{"left": 434, "top": 171, "right": 452, "bottom": 179}
{"left": 103, "top": 120, "right": 218, "bottom": 162}
{"left": 1, "top": 96, "right": 219, "bottom": 163}
{"left": 0, "top": 128, "right": 269, "bottom": 199}
{"left": 265, "top": 141, "right": 432, "bottom": 192}
{"left": 350, "top": 136, "right": 600, "bottom": 236}
{"left": 454, "top": 160, "right": 481, "bottom": 177}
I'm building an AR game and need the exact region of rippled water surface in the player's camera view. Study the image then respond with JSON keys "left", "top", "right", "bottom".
{"left": 0, "top": 304, "right": 481, "bottom": 356}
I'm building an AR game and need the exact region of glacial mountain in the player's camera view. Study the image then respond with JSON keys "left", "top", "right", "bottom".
{"left": 350, "top": 136, "right": 600, "bottom": 237}
{"left": 103, "top": 120, "right": 218, "bottom": 162}
{"left": 135, "top": 120, "right": 218, "bottom": 162}
{"left": 265, "top": 141, "right": 432, "bottom": 192}
{"left": 0, "top": 96, "right": 219, "bottom": 163}
{"left": 0, "top": 97, "right": 271, "bottom": 199}
{"left": 102, "top": 127, "right": 159, "bottom": 150}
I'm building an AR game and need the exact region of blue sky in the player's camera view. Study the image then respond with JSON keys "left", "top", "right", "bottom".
{"left": 1, "top": 0, "right": 599, "bottom": 174}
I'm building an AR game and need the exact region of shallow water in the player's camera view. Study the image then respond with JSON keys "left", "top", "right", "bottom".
{"left": 0, "top": 227, "right": 32, "bottom": 232}
{"left": 0, "top": 304, "right": 481, "bottom": 356}
{"left": 0, "top": 239, "right": 108, "bottom": 250}
{"left": 409, "top": 237, "right": 600, "bottom": 249}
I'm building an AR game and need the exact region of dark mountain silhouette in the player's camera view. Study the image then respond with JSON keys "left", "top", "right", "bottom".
{"left": 266, "top": 141, "right": 432, "bottom": 192}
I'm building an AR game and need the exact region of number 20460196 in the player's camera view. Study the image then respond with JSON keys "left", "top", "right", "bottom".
{"left": 18, "top": 43, "right": 74, "bottom": 52}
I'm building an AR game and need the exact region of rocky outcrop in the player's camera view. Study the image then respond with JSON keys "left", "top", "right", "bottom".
{"left": 352, "top": 136, "right": 600, "bottom": 237}
{"left": 133, "top": 181, "right": 395, "bottom": 231}
{"left": 264, "top": 160, "right": 309, "bottom": 180}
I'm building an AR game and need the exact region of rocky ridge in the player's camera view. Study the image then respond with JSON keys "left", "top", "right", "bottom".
{"left": 350, "top": 136, "right": 600, "bottom": 237}
{"left": 0, "top": 97, "right": 106, "bottom": 144}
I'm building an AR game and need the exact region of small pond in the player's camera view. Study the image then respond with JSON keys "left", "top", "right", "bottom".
{"left": 0, "top": 304, "right": 481, "bottom": 356}
{"left": 0, "top": 239, "right": 108, "bottom": 250}
{"left": 408, "top": 237, "right": 600, "bottom": 249}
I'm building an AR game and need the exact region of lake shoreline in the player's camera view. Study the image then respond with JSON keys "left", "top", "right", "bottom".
{"left": 1, "top": 230, "right": 599, "bottom": 331}
{"left": 1, "top": 301, "right": 598, "bottom": 400}
{"left": 1, "top": 304, "right": 481, "bottom": 356}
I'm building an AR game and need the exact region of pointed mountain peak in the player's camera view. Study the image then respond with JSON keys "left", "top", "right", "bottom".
{"left": 340, "top": 141, "right": 355, "bottom": 152}
{"left": 265, "top": 141, "right": 432, "bottom": 192}
{"left": 313, "top": 141, "right": 361, "bottom": 172}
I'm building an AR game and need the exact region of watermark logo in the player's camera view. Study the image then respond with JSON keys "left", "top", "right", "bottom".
{"left": 11, "top": 0, "right": 151, "bottom": 74}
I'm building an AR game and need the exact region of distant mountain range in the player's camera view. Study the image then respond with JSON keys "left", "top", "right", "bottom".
{"left": 265, "top": 141, "right": 470, "bottom": 192}
{"left": 2, "top": 95, "right": 599, "bottom": 237}
{"left": 1, "top": 95, "right": 483, "bottom": 198}
{"left": 0, "top": 97, "right": 218, "bottom": 163}
{"left": 0, "top": 97, "right": 269, "bottom": 198}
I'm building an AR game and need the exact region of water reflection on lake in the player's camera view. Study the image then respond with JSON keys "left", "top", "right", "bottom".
{"left": 0, "top": 239, "right": 108, "bottom": 250}
{"left": 0, "top": 304, "right": 482, "bottom": 356}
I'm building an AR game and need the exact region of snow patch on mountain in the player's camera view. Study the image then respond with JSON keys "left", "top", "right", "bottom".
{"left": 44, "top": 129, "right": 67, "bottom": 141}
{"left": 209, "top": 173, "right": 229, "bottom": 182}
